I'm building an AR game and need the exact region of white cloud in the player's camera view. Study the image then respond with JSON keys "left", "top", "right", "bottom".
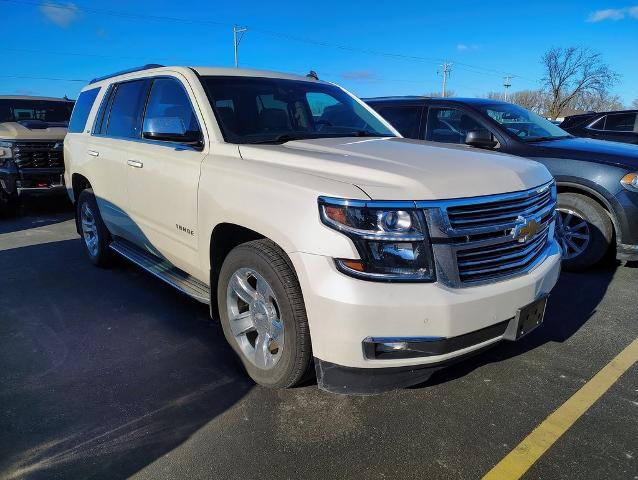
{"left": 587, "top": 5, "right": 638, "bottom": 22}
{"left": 457, "top": 43, "right": 479, "bottom": 52}
{"left": 39, "top": 2, "right": 80, "bottom": 28}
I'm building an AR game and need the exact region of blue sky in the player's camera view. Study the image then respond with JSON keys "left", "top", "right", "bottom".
{"left": 1, "top": 0, "right": 637, "bottom": 104}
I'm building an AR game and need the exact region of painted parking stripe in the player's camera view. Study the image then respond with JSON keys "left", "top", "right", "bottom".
{"left": 482, "top": 337, "right": 638, "bottom": 480}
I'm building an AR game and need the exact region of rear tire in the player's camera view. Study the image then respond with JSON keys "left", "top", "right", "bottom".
{"left": 77, "top": 189, "right": 113, "bottom": 267}
{"left": 217, "top": 239, "right": 312, "bottom": 388}
{"left": 556, "top": 193, "right": 613, "bottom": 272}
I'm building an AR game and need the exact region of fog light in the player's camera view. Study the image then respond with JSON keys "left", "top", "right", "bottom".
{"left": 377, "top": 342, "right": 409, "bottom": 353}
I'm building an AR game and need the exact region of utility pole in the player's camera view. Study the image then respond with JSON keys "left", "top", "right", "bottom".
{"left": 233, "top": 25, "right": 248, "bottom": 68}
{"left": 438, "top": 62, "right": 452, "bottom": 97}
{"left": 503, "top": 75, "right": 513, "bottom": 102}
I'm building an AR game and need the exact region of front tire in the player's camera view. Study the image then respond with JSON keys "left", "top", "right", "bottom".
{"left": 556, "top": 193, "right": 613, "bottom": 272}
{"left": 217, "top": 239, "right": 312, "bottom": 388}
{"left": 77, "top": 189, "right": 113, "bottom": 267}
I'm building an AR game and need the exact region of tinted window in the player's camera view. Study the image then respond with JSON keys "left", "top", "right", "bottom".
{"left": 143, "top": 78, "right": 201, "bottom": 139}
{"left": 105, "top": 80, "right": 148, "bottom": 139}
{"left": 377, "top": 106, "right": 421, "bottom": 138}
{"left": 478, "top": 103, "right": 569, "bottom": 141}
{"left": 604, "top": 113, "right": 636, "bottom": 132}
{"left": 201, "top": 76, "right": 394, "bottom": 144}
{"left": 425, "top": 107, "right": 484, "bottom": 143}
{"left": 92, "top": 85, "right": 114, "bottom": 135}
{"left": 0, "top": 99, "right": 74, "bottom": 125}
{"left": 67, "top": 88, "right": 98, "bottom": 133}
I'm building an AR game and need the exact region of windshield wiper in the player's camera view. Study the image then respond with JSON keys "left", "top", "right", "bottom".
{"left": 523, "top": 135, "right": 572, "bottom": 143}
{"left": 248, "top": 134, "right": 308, "bottom": 145}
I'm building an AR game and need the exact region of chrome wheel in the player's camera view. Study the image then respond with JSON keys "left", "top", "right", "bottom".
{"left": 556, "top": 208, "right": 590, "bottom": 260}
{"left": 226, "top": 268, "right": 284, "bottom": 370}
{"left": 80, "top": 202, "right": 99, "bottom": 256}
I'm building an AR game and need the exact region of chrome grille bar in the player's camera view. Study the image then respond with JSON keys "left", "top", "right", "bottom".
{"left": 422, "top": 181, "right": 557, "bottom": 287}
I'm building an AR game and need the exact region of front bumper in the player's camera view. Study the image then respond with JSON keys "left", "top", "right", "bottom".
{"left": 0, "top": 166, "right": 65, "bottom": 196}
{"left": 614, "top": 188, "right": 638, "bottom": 259}
{"left": 290, "top": 240, "right": 562, "bottom": 393}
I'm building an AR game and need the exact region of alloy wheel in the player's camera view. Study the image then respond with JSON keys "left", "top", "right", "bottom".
{"left": 80, "top": 202, "right": 99, "bottom": 256}
{"left": 226, "top": 268, "right": 284, "bottom": 370}
{"left": 556, "top": 208, "right": 590, "bottom": 260}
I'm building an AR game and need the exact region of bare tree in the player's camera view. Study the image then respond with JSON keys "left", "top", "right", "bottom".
{"left": 423, "top": 90, "right": 455, "bottom": 98}
{"left": 541, "top": 47, "right": 619, "bottom": 119}
{"left": 484, "top": 90, "right": 548, "bottom": 114}
{"left": 570, "top": 91, "right": 624, "bottom": 113}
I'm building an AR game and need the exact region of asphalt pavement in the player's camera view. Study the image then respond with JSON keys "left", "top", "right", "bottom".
{"left": 0, "top": 198, "right": 636, "bottom": 480}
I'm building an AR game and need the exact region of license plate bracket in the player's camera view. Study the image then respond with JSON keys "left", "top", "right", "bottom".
{"left": 503, "top": 295, "right": 548, "bottom": 341}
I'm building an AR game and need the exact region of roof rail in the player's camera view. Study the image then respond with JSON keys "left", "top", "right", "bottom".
{"left": 89, "top": 64, "right": 165, "bottom": 84}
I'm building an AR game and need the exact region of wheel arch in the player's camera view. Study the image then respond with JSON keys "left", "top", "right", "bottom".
{"left": 556, "top": 181, "right": 619, "bottom": 241}
{"left": 71, "top": 174, "right": 92, "bottom": 234}
{"left": 209, "top": 223, "right": 269, "bottom": 319}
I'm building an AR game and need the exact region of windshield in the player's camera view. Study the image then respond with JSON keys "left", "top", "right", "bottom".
{"left": 478, "top": 103, "right": 571, "bottom": 142}
{"left": 201, "top": 76, "right": 395, "bottom": 144}
{"left": 0, "top": 99, "right": 74, "bottom": 125}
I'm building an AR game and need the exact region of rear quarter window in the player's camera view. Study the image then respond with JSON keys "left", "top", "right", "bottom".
{"left": 68, "top": 87, "right": 100, "bottom": 133}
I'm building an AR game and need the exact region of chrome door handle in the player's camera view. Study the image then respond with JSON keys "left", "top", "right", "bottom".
{"left": 87, "top": 150, "right": 99, "bottom": 157}
{"left": 127, "top": 160, "right": 143, "bottom": 168}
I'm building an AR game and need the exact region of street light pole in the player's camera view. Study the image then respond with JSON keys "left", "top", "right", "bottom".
{"left": 233, "top": 25, "right": 248, "bottom": 68}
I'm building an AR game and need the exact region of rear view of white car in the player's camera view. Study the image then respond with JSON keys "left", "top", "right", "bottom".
{"left": 64, "top": 65, "right": 561, "bottom": 393}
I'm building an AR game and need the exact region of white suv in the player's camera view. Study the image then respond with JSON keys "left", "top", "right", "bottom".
{"left": 64, "top": 65, "right": 561, "bottom": 394}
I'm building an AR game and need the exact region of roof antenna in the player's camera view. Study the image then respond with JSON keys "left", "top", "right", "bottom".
{"left": 306, "top": 70, "right": 319, "bottom": 80}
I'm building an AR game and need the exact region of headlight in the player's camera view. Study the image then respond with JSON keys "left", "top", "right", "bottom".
{"left": 620, "top": 173, "right": 638, "bottom": 192}
{"left": 0, "top": 141, "right": 14, "bottom": 159}
{"left": 318, "top": 197, "right": 435, "bottom": 282}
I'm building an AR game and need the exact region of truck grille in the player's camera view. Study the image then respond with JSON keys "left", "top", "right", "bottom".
{"left": 424, "top": 181, "right": 557, "bottom": 287}
{"left": 13, "top": 142, "right": 64, "bottom": 169}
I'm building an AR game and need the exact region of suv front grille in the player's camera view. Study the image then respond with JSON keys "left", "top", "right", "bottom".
{"left": 423, "top": 181, "right": 557, "bottom": 287}
{"left": 13, "top": 142, "right": 63, "bottom": 169}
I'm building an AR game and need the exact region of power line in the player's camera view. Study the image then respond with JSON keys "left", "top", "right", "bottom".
{"left": 0, "top": 75, "right": 88, "bottom": 82}
{"left": 2, "top": 0, "right": 538, "bottom": 85}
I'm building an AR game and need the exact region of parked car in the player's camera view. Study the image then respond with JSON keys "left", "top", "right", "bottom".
{"left": 365, "top": 97, "right": 638, "bottom": 270}
{"left": 65, "top": 65, "right": 561, "bottom": 394}
{"left": 560, "top": 110, "right": 638, "bottom": 145}
{"left": 0, "top": 95, "right": 74, "bottom": 214}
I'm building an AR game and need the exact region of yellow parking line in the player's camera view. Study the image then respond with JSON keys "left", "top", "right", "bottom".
{"left": 482, "top": 337, "right": 638, "bottom": 480}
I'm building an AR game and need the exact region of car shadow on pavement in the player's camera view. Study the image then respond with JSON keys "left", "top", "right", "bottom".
{"left": 423, "top": 263, "right": 618, "bottom": 388}
{"left": 0, "top": 195, "right": 73, "bottom": 234}
{"left": 0, "top": 238, "right": 253, "bottom": 480}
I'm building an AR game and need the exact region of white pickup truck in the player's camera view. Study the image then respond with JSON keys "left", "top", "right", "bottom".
{"left": 64, "top": 65, "right": 561, "bottom": 393}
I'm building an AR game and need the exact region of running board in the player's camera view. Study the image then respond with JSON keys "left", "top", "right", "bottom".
{"left": 110, "top": 239, "right": 210, "bottom": 305}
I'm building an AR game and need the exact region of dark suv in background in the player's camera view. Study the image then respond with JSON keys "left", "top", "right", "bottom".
{"left": 0, "top": 95, "right": 74, "bottom": 214}
{"left": 364, "top": 97, "right": 638, "bottom": 270}
{"left": 560, "top": 110, "right": 638, "bottom": 145}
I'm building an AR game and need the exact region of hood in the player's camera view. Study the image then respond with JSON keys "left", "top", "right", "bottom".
{"left": 527, "top": 137, "right": 638, "bottom": 169}
{"left": 238, "top": 137, "right": 552, "bottom": 200}
{"left": 0, "top": 121, "right": 68, "bottom": 141}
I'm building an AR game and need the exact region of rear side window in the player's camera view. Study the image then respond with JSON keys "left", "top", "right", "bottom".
{"left": 376, "top": 106, "right": 422, "bottom": 139}
{"left": 105, "top": 80, "right": 148, "bottom": 139}
{"left": 142, "top": 78, "right": 201, "bottom": 139}
{"left": 604, "top": 113, "right": 636, "bottom": 132}
{"left": 68, "top": 88, "right": 100, "bottom": 133}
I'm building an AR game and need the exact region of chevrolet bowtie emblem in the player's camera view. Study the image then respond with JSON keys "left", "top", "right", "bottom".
{"left": 512, "top": 216, "right": 540, "bottom": 243}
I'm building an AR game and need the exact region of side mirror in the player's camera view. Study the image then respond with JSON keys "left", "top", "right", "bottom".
{"left": 143, "top": 117, "right": 202, "bottom": 146}
{"left": 465, "top": 129, "right": 498, "bottom": 149}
